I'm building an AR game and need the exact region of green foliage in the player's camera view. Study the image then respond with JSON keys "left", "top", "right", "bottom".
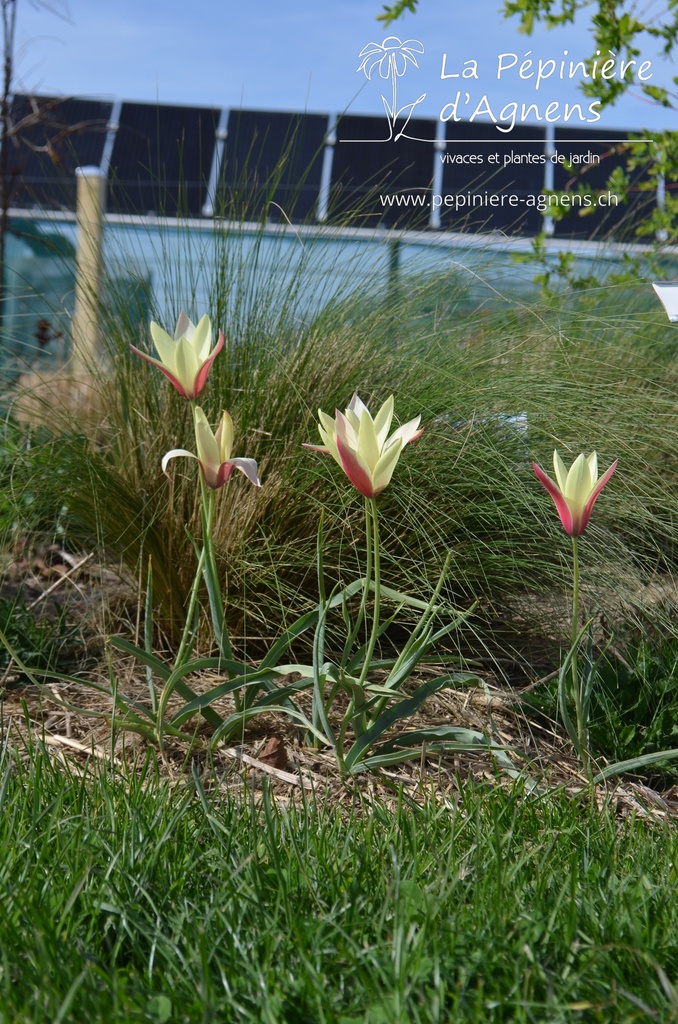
{"left": 590, "top": 635, "right": 678, "bottom": 768}
{"left": 377, "top": 0, "right": 419, "bottom": 27}
{"left": 504, "top": 1, "right": 678, "bottom": 241}
{"left": 0, "top": 596, "right": 76, "bottom": 678}
{"left": 2, "top": 745, "right": 678, "bottom": 1021}
{"left": 0, "top": 419, "right": 65, "bottom": 539}
{"left": 523, "top": 629, "right": 678, "bottom": 777}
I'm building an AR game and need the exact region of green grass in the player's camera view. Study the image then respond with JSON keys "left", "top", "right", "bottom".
{"left": 2, "top": 740, "right": 678, "bottom": 1023}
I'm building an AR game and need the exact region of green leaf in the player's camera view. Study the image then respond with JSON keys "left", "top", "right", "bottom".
{"left": 383, "top": 630, "right": 434, "bottom": 691}
{"left": 110, "top": 636, "right": 171, "bottom": 681}
{"left": 344, "top": 675, "right": 464, "bottom": 771}
{"left": 146, "top": 995, "right": 172, "bottom": 1023}
{"left": 593, "top": 748, "right": 678, "bottom": 783}
{"left": 346, "top": 608, "right": 403, "bottom": 675}
{"left": 169, "top": 668, "right": 280, "bottom": 726}
{"left": 210, "top": 702, "right": 329, "bottom": 749}
{"left": 372, "top": 725, "right": 515, "bottom": 770}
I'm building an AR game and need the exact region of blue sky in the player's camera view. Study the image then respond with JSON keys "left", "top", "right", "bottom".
{"left": 15, "top": 0, "right": 678, "bottom": 132}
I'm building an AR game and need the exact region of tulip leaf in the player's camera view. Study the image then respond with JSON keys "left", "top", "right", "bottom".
{"left": 368, "top": 581, "right": 445, "bottom": 613}
{"left": 593, "top": 748, "right": 678, "bottom": 783}
{"left": 259, "top": 609, "right": 320, "bottom": 669}
{"left": 382, "top": 630, "right": 435, "bottom": 692}
{"left": 372, "top": 726, "right": 515, "bottom": 769}
{"left": 110, "top": 639, "right": 224, "bottom": 728}
{"left": 343, "top": 674, "right": 465, "bottom": 771}
{"left": 354, "top": 738, "right": 513, "bottom": 773}
{"left": 157, "top": 655, "right": 253, "bottom": 731}
{"left": 170, "top": 669, "right": 281, "bottom": 726}
{"left": 209, "top": 685, "right": 308, "bottom": 743}
{"left": 110, "top": 637, "right": 172, "bottom": 681}
{"left": 210, "top": 702, "right": 330, "bottom": 749}
{"left": 169, "top": 661, "right": 312, "bottom": 726}
{"left": 29, "top": 665, "right": 156, "bottom": 723}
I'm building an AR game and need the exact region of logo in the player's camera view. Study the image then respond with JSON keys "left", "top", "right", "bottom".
{"left": 350, "top": 36, "right": 427, "bottom": 142}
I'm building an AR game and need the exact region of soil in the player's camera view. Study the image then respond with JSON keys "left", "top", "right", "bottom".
{"left": 1, "top": 539, "right": 678, "bottom": 823}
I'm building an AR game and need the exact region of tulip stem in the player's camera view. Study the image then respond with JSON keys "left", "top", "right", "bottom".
{"left": 174, "top": 545, "right": 207, "bottom": 669}
{"left": 200, "top": 474, "right": 234, "bottom": 665}
{"left": 358, "top": 497, "right": 382, "bottom": 693}
{"left": 341, "top": 495, "right": 373, "bottom": 669}
{"left": 570, "top": 535, "right": 590, "bottom": 776}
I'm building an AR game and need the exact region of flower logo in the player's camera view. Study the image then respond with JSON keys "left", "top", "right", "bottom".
{"left": 355, "top": 36, "right": 426, "bottom": 141}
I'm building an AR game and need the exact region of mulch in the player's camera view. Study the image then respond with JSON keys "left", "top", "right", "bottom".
{"left": 1, "top": 541, "right": 678, "bottom": 824}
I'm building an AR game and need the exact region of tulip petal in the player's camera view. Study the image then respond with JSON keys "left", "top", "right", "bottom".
{"left": 215, "top": 409, "right": 234, "bottom": 462}
{"left": 227, "top": 457, "right": 261, "bottom": 487}
{"left": 191, "top": 329, "right": 225, "bottom": 398}
{"left": 161, "top": 448, "right": 198, "bottom": 476}
{"left": 301, "top": 442, "right": 330, "bottom": 453}
{"left": 553, "top": 450, "right": 568, "bottom": 494}
{"left": 578, "top": 459, "right": 618, "bottom": 534}
{"left": 564, "top": 453, "right": 590, "bottom": 508}
{"left": 347, "top": 393, "right": 369, "bottom": 418}
{"left": 344, "top": 401, "right": 363, "bottom": 437}
{"left": 337, "top": 434, "right": 375, "bottom": 498}
{"left": 373, "top": 395, "right": 394, "bottom": 448}
{"left": 387, "top": 416, "right": 423, "bottom": 450}
{"left": 149, "top": 322, "right": 178, "bottom": 370}
{"left": 533, "top": 462, "right": 575, "bottom": 535}
{"left": 174, "top": 337, "right": 200, "bottom": 397}
{"left": 129, "top": 346, "right": 192, "bottom": 398}
{"left": 372, "top": 436, "right": 403, "bottom": 494}
{"left": 174, "top": 311, "right": 193, "bottom": 340}
{"left": 587, "top": 451, "right": 598, "bottom": 484}
{"left": 355, "top": 408, "right": 381, "bottom": 472}
{"left": 192, "top": 314, "right": 212, "bottom": 362}
{"left": 215, "top": 463, "right": 235, "bottom": 487}
{"left": 318, "top": 410, "right": 337, "bottom": 435}
{"left": 194, "top": 406, "right": 221, "bottom": 471}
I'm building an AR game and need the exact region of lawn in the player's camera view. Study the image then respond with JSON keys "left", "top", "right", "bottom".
{"left": 2, "top": 741, "right": 678, "bottom": 1024}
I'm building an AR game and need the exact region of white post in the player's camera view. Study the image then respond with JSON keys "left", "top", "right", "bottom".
{"left": 72, "top": 166, "right": 106, "bottom": 366}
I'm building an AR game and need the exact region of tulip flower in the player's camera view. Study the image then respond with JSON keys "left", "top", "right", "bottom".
{"left": 130, "top": 312, "right": 224, "bottom": 400}
{"left": 303, "top": 393, "right": 423, "bottom": 498}
{"left": 533, "top": 450, "right": 617, "bottom": 537}
{"left": 162, "top": 406, "right": 261, "bottom": 489}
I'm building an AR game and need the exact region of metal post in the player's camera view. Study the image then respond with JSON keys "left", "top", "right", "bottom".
{"left": 72, "top": 166, "right": 106, "bottom": 367}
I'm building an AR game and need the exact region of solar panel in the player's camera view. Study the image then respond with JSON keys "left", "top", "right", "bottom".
{"left": 328, "top": 114, "right": 437, "bottom": 228}
{"left": 1, "top": 91, "right": 662, "bottom": 245}
{"left": 217, "top": 110, "right": 328, "bottom": 223}
{"left": 439, "top": 122, "right": 547, "bottom": 236}
{"left": 107, "top": 102, "right": 220, "bottom": 216}
{"left": 552, "top": 128, "right": 655, "bottom": 240}
{"left": 5, "top": 95, "right": 112, "bottom": 211}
